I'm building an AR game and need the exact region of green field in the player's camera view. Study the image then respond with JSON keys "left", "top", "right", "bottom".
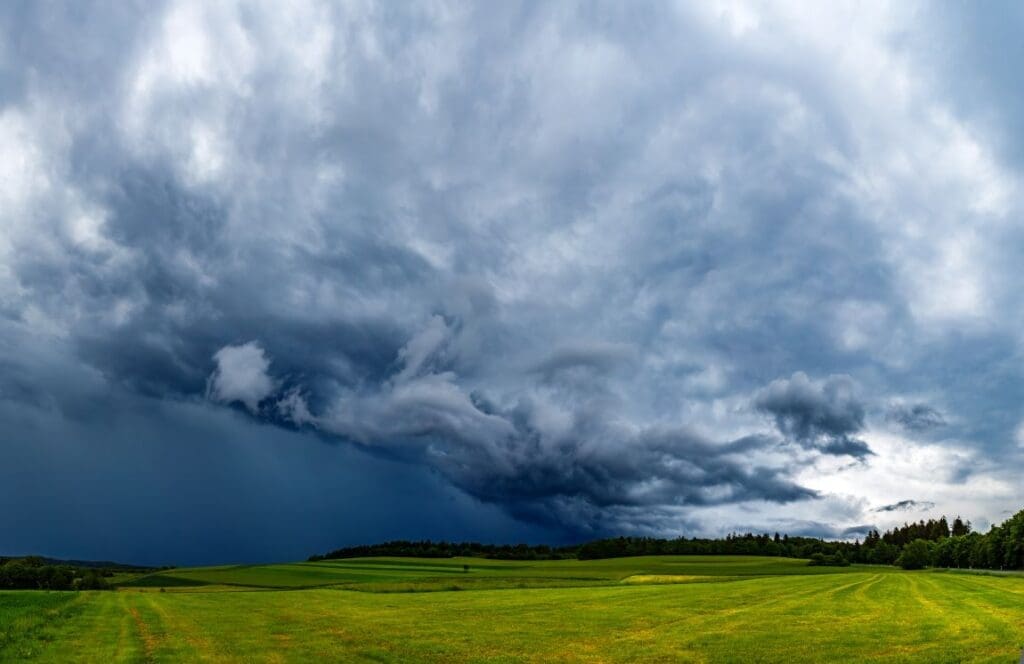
{"left": 3, "top": 556, "right": 1024, "bottom": 662}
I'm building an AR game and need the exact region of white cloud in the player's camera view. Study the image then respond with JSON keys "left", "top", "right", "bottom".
{"left": 277, "top": 387, "right": 315, "bottom": 426}
{"left": 394, "top": 315, "right": 451, "bottom": 384}
{"left": 797, "top": 428, "right": 1017, "bottom": 532}
{"left": 207, "top": 342, "right": 276, "bottom": 412}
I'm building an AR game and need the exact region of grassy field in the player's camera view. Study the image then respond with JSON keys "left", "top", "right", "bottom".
{"left": 3, "top": 556, "right": 1024, "bottom": 662}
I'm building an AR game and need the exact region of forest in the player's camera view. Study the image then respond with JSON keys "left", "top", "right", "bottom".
{"left": 312, "top": 509, "right": 1024, "bottom": 571}
{"left": 0, "top": 557, "right": 114, "bottom": 590}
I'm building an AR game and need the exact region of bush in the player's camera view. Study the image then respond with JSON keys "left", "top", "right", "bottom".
{"left": 897, "top": 539, "right": 932, "bottom": 570}
{"left": 808, "top": 552, "right": 850, "bottom": 567}
{"left": 0, "top": 558, "right": 112, "bottom": 590}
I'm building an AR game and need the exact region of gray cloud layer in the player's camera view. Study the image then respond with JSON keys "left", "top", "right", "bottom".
{"left": 2, "top": 1, "right": 1024, "bottom": 559}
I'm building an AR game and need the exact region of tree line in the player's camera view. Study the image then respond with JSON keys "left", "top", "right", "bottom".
{"left": 0, "top": 556, "right": 114, "bottom": 590}
{"left": 311, "top": 508, "right": 1024, "bottom": 571}
{"left": 309, "top": 540, "right": 577, "bottom": 561}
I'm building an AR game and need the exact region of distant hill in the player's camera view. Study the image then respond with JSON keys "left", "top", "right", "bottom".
{"left": 0, "top": 555, "right": 158, "bottom": 591}
{"left": 0, "top": 555, "right": 156, "bottom": 571}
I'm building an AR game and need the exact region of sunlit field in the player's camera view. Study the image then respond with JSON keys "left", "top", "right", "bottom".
{"left": 3, "top": 556, "right": 1024, "bottom": 662}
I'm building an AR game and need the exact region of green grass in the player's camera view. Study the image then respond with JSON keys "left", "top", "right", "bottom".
{"left": 118, "top": 555, "right": 857, "bottom": 592}
{"left": 3, "top": 556, "right": 1023, "bottom": 662}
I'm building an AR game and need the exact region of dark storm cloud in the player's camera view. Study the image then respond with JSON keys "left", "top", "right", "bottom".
{"left": 1, "top": 0, "right": 838, "bottom": 537}
{"left": 873, "top": 500, "right": 935, "bottom": 513}
{"left": 211, "top": 332, "right": 819, "bottom": 534}
{"left": 0, "top": 321, "right": 564, "bottom": 564}
{"left": 0, "top": 389, "right": 559, "bottom": 566}
{"left": 2, "top": 1, "right": 1023, "bottom": 560}
{"left": 753, "top": 373, "right": 872, "bottom": 459}
{"left": 886, "top": 403, "right": 946, "bottom": 432}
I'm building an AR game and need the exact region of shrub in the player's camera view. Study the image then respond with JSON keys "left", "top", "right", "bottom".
{"left": 808, "top": 552, "right": 850, "bottom": 567}
{"left": 897, "top": 539, "right": 932, "bottom": 570}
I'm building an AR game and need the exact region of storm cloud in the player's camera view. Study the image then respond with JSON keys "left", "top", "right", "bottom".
{"left": 886, "top": 403, "right": 947, "bottom": 432}
{"left": 753, "top": 373, "right": 872, "bottom": 459}
{"left": 2, "top": 1, "right": 1024, "bottom": 561}
{"left": 874, "top": 500, "right": 936, "bottom": 513}
{"left": 208, "top": 329, "right": 818, "bottom": 534}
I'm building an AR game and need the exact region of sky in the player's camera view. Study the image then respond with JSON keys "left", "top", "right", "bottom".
{"left": 1, "top": 1, "right": 1023, "bottom": 566}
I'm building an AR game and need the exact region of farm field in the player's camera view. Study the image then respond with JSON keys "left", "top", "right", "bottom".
{"left": 3, "top": 556, "right": 1024, "bottom": 663}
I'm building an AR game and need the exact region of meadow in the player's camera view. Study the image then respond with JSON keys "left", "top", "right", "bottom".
{"left": 3, "top": 556, "right": 1024, "bottom": 662}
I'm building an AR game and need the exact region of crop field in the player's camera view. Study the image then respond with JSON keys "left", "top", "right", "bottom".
{"left": 3, "top": 556, "right": 1024, "bottom": 662}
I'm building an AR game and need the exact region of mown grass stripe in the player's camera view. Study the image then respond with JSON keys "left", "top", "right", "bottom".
{"left": 6, "top": 558, "right": 1024, "bottom": 662}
